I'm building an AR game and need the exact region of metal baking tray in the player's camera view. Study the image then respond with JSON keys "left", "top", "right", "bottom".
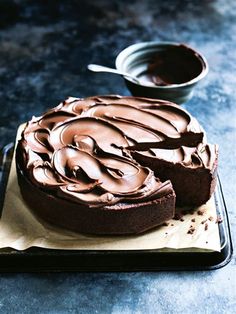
{"left": 0, "top": 143, "right": 233, "bottom": 272}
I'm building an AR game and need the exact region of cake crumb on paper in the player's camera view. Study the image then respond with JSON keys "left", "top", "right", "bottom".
{"left": 173, "top": 213, "right": 184, "bottom": 220}
{"left": 216, "top": 216, "right": 223, "bottom": 224}
{"left": 162, "top": 222, "right": 169, "bottom": 226}
{"left": 187, "top": 226, "right": 195, "bottom": 234}
{"left": 197, "top": 209, "right": 205, "bottom": 216}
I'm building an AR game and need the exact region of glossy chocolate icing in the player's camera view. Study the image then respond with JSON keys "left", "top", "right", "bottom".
{"left": 138, "top": 45, "right": 205, "bottom": 86}
{"left": 18, "top": 95, "right": 217, "bottom": 209}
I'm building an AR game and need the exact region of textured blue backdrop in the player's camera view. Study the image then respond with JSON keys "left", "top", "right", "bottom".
{"left": 0, "top": 1, "right": 235, "bottom": 313}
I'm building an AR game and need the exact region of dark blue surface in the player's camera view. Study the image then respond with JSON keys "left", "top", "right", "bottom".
{"left": 0, "top": 1, "right": 235, "bottom": 313}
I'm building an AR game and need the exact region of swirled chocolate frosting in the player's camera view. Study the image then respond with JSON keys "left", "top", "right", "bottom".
{"left": 18, "top": 95, "right": 217, "bottom": 208}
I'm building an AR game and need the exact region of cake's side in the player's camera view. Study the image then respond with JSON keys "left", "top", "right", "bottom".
{"left": 16, "top": 155, "right": 175, "bottom": 235}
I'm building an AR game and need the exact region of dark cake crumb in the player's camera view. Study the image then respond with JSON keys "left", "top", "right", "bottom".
{"left": 191, "top": 218, "right": 196, "bottom": 222}
{"left": 162, "top": 222, "right": 169, "bottom": 226}
{"left": 180, "top": 218, "right": 185, "bottom": 222}
{"left": 208, "top": 216, "right": 214, "bottom": 221}
{"left": 173, "top": 213, "right": 184, "bottom": 220}
{"left": 204, "top": 222, "right": 208, "bottom": 231}
{"left": 187, "top": 225, "right": 195, "bottom": 234}
{"left": 171, "top": 223, "right": 174, "bottom": 226}
{"left": 216, "top": 216, "right": 223, "bottom": 224}
{"left": 197, "top": 209, "right": 205, "bottom": 216}
{"left": 201, "top": 219, "right": 207, "bottom": 224}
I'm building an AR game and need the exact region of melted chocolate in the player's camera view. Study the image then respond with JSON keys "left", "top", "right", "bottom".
{"left": 138, "top": 45, "right": 205, "bottom": 86}
{"left": 19, "top": 95, "right": 217, "bottom": 208}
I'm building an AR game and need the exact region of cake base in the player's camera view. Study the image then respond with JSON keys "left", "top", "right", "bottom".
{"left": 16, "top": 164, "right": 176, "bottom": 235}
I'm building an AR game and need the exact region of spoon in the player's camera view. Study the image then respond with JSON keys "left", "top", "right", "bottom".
{"left": 87, "top": 64, "right": 140, "bottom": 84}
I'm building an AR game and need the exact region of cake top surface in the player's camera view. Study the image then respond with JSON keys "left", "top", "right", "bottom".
{"left": 18, "top": 95, "right": 217, "bottom": 208}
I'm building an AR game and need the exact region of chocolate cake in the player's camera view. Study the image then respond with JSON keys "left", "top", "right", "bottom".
{"left": 16, "top": 95, "right": 218, "bottom": 235}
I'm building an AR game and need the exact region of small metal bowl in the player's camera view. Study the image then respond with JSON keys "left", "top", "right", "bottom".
{"left": 115, "top": 41, "right": 209, "bottom": 104}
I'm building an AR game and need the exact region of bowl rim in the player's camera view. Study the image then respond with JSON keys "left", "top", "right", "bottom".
{"left": 115, "top": 41, "right": 209, "bottom": 89}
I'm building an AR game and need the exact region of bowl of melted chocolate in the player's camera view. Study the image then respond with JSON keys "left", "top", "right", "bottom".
{"left": 116, "top": 42, "right": 208, "bottom": 104}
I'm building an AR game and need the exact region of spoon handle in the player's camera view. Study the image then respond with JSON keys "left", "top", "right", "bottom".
{"left": 88, "top": 64, "right": 119, "bottom": 74}
{"left": 87, "top": 64, "right": 139, "bottom": 83}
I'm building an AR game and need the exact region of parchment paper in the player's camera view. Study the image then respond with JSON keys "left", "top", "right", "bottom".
{"left": 0, "top": 127, "right": 221, "bottom": 252}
